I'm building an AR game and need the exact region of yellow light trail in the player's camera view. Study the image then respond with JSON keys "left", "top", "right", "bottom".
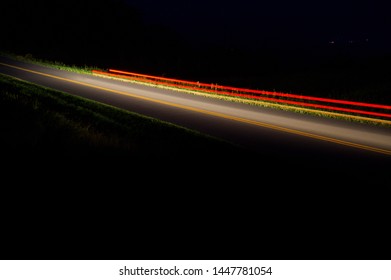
{"left": 1, "top": 62, "right": 391, "bottom": 156}
{"left": 92, "top": 72, "right": 391, "bottom": 126}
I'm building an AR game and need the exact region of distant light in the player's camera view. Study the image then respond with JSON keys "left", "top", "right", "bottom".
{"left": 329, "top": 41, "right": 335, "bottom": 44}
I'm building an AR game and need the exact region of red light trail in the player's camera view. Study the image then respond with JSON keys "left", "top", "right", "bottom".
{"left": 92, "top": 69, "right": 391, "bottom": 120}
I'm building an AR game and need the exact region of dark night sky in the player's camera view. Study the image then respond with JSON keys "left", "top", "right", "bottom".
{"left": 127, "top": 0, "right": 391, "bottom": 51}
{"left": 2, "top": 0, "right": 390, "bottom": 101}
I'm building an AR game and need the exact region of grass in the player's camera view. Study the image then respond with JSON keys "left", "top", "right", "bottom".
{"left": 0, "top": 51, "right": 103, "bottom": 74}
{"left": 0, "top": 73, "right": 250, "bottom": 167}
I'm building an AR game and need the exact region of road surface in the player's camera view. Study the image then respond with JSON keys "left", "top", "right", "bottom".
{"left": 1, "top": 55, "right": 391, "bottom": 174}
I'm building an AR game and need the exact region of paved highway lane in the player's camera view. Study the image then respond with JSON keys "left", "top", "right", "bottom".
{"left": 1, "top": 56, "right": 391, "bottom": 174}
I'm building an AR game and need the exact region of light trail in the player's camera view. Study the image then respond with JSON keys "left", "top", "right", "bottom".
{"left": 107, "top": 69, "right": 391, "bottom": 110}
{"left": 91, "top": 71, "right": 391, "bottom": 126}
{"left": 93, "top": 70, "right": 391, "bottom": 120}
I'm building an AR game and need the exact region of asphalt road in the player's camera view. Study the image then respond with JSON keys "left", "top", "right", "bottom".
{"left": 1, "top": 55, "right": 391, "bottom": 175}
{"left": 3, "top": 55, "right": 391, "bottom": 264}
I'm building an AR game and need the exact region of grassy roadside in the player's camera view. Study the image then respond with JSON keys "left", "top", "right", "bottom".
{"left": 0, "top": 73, "right": 248, "bottom": 164}
{"left": 0, "top": 51, "right": 101, "bottom": 75}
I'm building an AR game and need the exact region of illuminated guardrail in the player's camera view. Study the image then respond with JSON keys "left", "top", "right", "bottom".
{"left": 92, "top": 69, "right": 391, "bottom": 120}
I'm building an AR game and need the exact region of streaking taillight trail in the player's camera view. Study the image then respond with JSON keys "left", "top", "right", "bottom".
{"left": 92, "top": 69, "right": 391, "bottom": 121}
